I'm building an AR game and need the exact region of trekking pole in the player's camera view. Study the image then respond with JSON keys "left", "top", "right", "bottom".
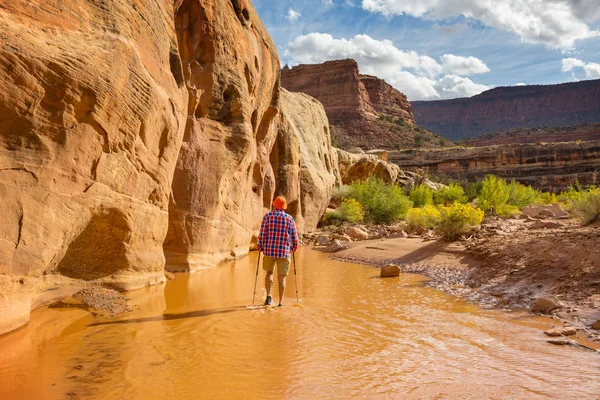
{"left": 292, "top": 251, "right": 299, "bottom": 303}
{"left": 252, "top": 252, "right": 261, "bottom": 305}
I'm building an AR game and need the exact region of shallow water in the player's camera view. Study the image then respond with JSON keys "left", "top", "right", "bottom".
{"left": 0, "top": 248, "right": 599, "bottom": 399}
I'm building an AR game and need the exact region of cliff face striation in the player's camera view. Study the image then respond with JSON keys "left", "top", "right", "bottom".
{"left": 0, "top": 0, "right": 188, "bottom": 333}
{"left": 390, "top": 141, "right": 600, "bottom": 191}
{"left": 163, "top": 0, "right": 281, "bottom": 271}
{"left": 281, "top": 59, "right": 446, "bottom": 150}
{"left": 412, "top": 80, "right": 600, "bottom": 141}
{"left": 0, "top": 0, "right": 422, "bottom": 335}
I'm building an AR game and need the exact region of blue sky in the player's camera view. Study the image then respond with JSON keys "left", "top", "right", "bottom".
{"left": 251, "top": 0, "right": 600, "bottom": 100}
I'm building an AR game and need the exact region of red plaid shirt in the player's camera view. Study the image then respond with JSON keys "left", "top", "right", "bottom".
{"left": 258, "top": 209, "right": 299, "bottom": 258}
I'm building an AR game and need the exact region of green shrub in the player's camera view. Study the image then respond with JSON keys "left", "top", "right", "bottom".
{"left": 534, "top": 191, "right": 558, "bottom": 205}
{"left": 496, "top": 204, "right": 521, "bottom": 218}
{"left": 574, "top": 190, "right": 600, "bottom": 225}
{"left": 433, "top": 183, "right": 467, "bottom": 206}
{"left": 506, "top": 180, "right": 539, "bottom": 208}
{"left": 436, "top": 203, "right": 484, "bottom": 240}
{"left": 464, "top": 182, "right": 482, "bottom": 201}
{"left": 325, "top": 198, "right": 365, "bottom": 224}
{"left": 409, "top": 185, "right": 434, "bottom": 207}
{"left": 477, "top": 175, "right": 509, "bottom": 213}
{"left": 407, "top": 205, "right": 441, "bottom": 232}
{"left": 349, "top": 178, "right": 413, "bottom": 224}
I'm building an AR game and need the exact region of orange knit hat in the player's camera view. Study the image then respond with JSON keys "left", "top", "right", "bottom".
{"left": 272, "top": 196, "right": 287, "bottom": 210}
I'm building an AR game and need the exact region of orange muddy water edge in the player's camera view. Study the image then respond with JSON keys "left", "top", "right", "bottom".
{"left": 0, "top": 248, "right": 599, "bottom": 399}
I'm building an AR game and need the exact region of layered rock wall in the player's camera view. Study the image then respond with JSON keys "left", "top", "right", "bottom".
{"left": 281, "top": 59, "right": 377, "bottom": 123}
{"left": 0, "top": 0, "right": 188, "bottom": 333}
{"left": 413, "top": 80, "right": 600, "bottom": 141}
{"left": 390, "top": 141, "right": 600, "bottom": 191}
{"left": 281, "top": 59, "right": 443, "bottom": 150}
{"left": 359, "top": 74, "right": 414, "bottom": 124}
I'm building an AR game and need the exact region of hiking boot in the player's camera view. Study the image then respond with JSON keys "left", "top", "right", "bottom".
{"left": 264, "top": 295, "right": 273, "bottom": 306}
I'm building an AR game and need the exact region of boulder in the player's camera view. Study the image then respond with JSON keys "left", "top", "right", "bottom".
{"left": 315, "top": 235, "right": 333, "bottom": 246}
{"left": 323, "top": 240, "right": 348, "bottom": 253}
{"left": 532, "top": 296, "right": 563, "bottom": 314}
{"left": 547, "top": 338, "right": 571, "bottom": 346}
{"left": 345, "top": 226, "right": 370, "bottom": 240}
{"left": 544, "top": 326, "right": 577, "bottom": 337}
{"left": 332, "top": 233, "right": 352, "bottom": 242}
{"left": 336, "top": 148, "right": 400, "bottom": 185}
{"left": 592, "top": 320, "right": 600, "bottom": 330}
{"left": 381, "top": 264, "right": 401, "bottom": 278}
{"left": 527, "top": 220, "right": 564, "bottom": 230}
{"left": 522, "top": 205, "right": 570, "bottom": 220}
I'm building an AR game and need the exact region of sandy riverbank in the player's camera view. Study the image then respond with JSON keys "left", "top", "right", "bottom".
{"left": 325, "top": 220, "right": 600, "bottom": 347}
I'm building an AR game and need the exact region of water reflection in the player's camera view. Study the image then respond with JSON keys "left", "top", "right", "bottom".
{"left": 0, "top": 248, "right": 598, "bottom": 399}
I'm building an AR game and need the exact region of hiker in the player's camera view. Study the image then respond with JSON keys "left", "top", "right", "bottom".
{"left": 258, "top": 196, "right": 299, "bottom": 306}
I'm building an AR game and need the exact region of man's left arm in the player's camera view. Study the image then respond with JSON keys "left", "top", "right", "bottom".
{"left": 289, "top": 218, "right": 299, "bottom": 253}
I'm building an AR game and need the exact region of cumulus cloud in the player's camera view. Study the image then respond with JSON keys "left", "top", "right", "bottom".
{"left": 361, "top": 0, "right": 600, "bottom": 49}
{"left": 514, "top": 82, "right": 527, "bottom": 86}
{"left": 562, "top": 57, "right": 600, "bottom": 78}
{"left": 286, "top": 9, "right": 301, "bottom": 21}
{"left": 440, "top": 54, "right": 490, "bottom": 75}
{"left": 285, "top": 33, "right": 492, "bottom": 100}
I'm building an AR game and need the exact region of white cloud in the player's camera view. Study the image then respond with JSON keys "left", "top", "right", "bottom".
{"left": 285, "top": 33, "right": 492, "bottom": 100}
{"left": 286, "top": 9, "right": 301, "bottom": 21}
{"left": 440, "top": 54, "right": 490, "bottom": 75}
{"left": 361, "top": 0, "right": 600, "bottom": 49}
{"left": 584, "top": 63, "right": 600, "bottom": 79}
{"left": 514, "top": 82, "right": 527, "bottom": 86}
{"left": 562, "top": 57, "right": 600, "bottom": 78}
{"left": 561, "top": 57, "right": 586, "bottom": 71}
{"left": 322, "top": 0, "right": 333, "bottom": 4}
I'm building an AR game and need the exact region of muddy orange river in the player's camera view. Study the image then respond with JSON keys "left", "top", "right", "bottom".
{"left": 1, "top": 248, "right": 599, "bottom": 399}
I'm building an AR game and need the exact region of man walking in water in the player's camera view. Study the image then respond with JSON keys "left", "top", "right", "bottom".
{"left": 258, "top": 196, "right": 299, "bottom": 307}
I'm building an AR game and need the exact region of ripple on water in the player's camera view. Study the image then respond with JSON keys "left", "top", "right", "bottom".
{"left": 0, "top": 248, "right": 599, "bottom": 400}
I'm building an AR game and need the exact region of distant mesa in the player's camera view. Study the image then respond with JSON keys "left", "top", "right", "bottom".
{"left": 281, "top": 59, "right": 449, "bottom": 150}
{"left": 412, "top": 79, "right": 600, "bottom": 141}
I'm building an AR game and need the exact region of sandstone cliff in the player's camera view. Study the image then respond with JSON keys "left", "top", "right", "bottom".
{"left": 460, "top": 123, "right": 600, "bottom": 147}
{"left": 0, "top": 0, "right": 425, "bottom": 335}
{"left": 163, "top": 0, "right": 281, "bottom": 272}
{"left": 281, "top": 59, "right": 445, "bottom": 150}
{"left": 390, "top": 141, "right": 600, "bottom": 191}
{"left": 272, "top": 89, "right": 340, "bottom": 233}
{"left": 413, "top": 80, "right": 600, "bottom": 141}
{"left": 0, "top": 0, "right": 188, "bottom": 333}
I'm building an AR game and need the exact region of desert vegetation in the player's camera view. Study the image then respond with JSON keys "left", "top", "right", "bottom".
{"left": 325, "top": 174, "right": 599, "bottom": 240}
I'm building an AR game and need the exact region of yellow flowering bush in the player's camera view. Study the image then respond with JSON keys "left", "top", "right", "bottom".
{"left": 407, "top": 205, "right": 441, "bottom": 232}
{"left": 325, "top": 198, "right": 365, "bottom": 224}
{"left": 436, "top": 203, "right": 484, "bottom": 240}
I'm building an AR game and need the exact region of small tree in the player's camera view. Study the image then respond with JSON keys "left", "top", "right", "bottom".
{"left": 433, "top": 183, "right": 467, "bottom": 206}
{"left": 477, "top": 175, "right": 509, "bottom": 214}
{"left": 349, "top": 178, "right": 413, "bottom": 224}
{"left": 409, "top": 185, "right": 434, "bottom": 207}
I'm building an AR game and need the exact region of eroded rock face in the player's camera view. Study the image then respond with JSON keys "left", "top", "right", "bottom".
{"left": 281, "top": 60, "right": 377, "bottom": 123}
{"left": 360, "top": 74, "right": 414, "bottom": 124}
{"left": 412, "top": 80, "right": 600, "bottom": 141}
{"left": 390, "top": 141, "right": 600, "bottom": 192}
{"left": 271, "top": 89, "right": 340, "bottom": 233}
{"left": 163, "top": 0, "right": 281, "bottom": 271}
{"left": 281, "top": 59, "right": 441, "bottom": 150}
{"left": 0, "top": 0, "right": 187, "bottom": 334}
{"left": 337, "top": 149, "right": 400, "bottom": 184}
